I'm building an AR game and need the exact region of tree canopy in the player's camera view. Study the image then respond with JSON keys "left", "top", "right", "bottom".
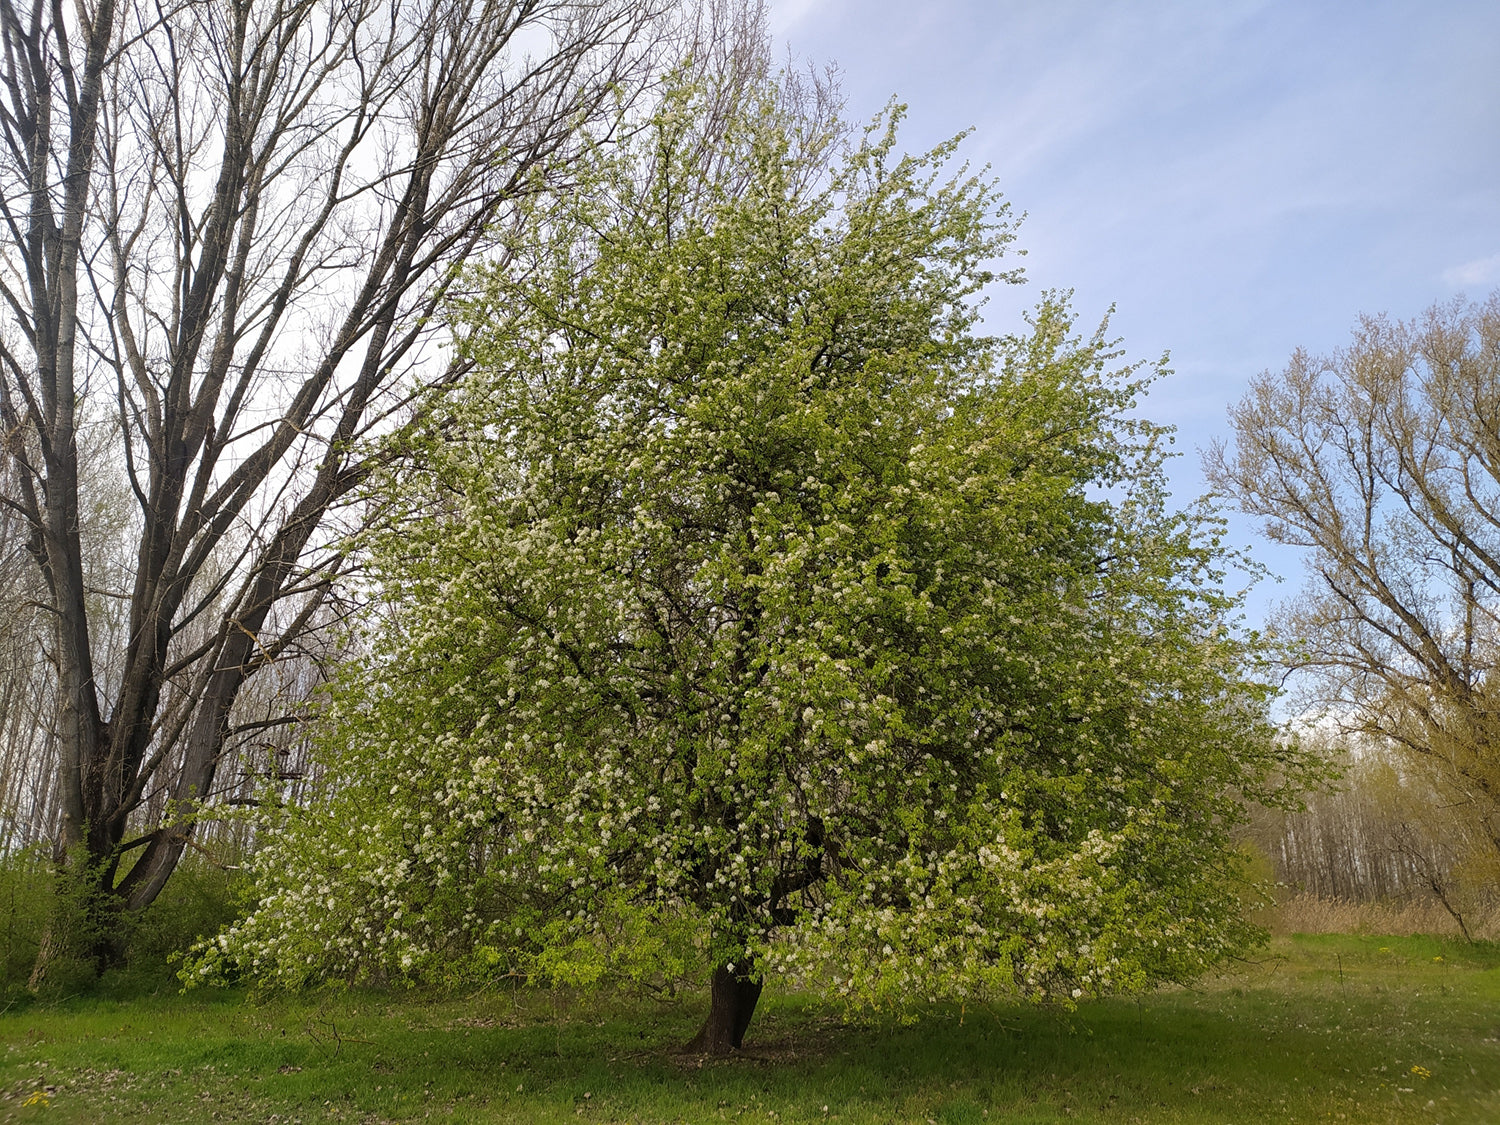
{"left": 195, "top": 80, "right": 1314, "bottom": 1051}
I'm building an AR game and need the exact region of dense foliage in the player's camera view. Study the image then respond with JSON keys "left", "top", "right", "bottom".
{"left": 192, "top": 83, "right": 1316, "bottom": 1018}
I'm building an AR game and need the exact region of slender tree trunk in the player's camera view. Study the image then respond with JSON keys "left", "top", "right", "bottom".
{"left": 26, "top": 927, "right": 67, "bottom": 992}
{"left": 1424, "top": 871, "right": 1474, "bottom": 943}
{"left": 684, "top": 963, "right": 764, "bottom": 1054}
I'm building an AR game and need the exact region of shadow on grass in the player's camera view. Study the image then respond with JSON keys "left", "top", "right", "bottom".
{"left": 2, "top": 934, "right": 1498, "bottom": 1123}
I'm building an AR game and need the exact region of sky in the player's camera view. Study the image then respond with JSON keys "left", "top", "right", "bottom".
{"left": 768, "top": 0, "right": 1500, "bottom": 626}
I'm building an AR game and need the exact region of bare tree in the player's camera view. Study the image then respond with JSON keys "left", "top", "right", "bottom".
{"left": 1207, "top": 293, "right": 1500, "bottom": 899}
{"left": 0, "top": 0, "right": 702, "bottom": 974}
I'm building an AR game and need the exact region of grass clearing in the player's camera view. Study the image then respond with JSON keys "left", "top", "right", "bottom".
{"left": 1, "top": 933, "right": 1497, "bottom": 1123}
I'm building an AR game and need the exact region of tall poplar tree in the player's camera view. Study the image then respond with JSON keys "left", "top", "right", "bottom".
{"left": 0, "top": 0, "right": 691, "bottom": 979}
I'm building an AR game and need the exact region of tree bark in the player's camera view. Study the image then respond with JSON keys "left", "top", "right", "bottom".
{"left": 683, "top": 963, "right": 764, "bottom": 1055}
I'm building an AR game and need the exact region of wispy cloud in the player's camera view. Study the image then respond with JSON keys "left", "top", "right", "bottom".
{"left": 1442, "top": 253, "right": 1500, "bottom": 288}
{"left": 768, "top": 0, "right": 823, "bottom": 37}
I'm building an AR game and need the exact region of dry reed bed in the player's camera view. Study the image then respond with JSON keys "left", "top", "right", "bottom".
{"left": 1268, "top": 892, "right": 1500, "bottom": 941}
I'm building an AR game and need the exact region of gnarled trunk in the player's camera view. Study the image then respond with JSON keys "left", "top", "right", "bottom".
{"left": 684, "top": 963, "right": 764, "bottom": 1054}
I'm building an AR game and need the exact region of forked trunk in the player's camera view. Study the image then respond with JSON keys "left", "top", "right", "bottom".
{"left": 684, "top": 963, "right": 764, "bottom": 1054}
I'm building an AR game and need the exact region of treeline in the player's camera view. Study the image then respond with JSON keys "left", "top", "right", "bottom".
{"left": 1248, "top": 739, "right": 1500, "bottom": 941}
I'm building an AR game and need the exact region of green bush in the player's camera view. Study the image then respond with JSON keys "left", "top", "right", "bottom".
{"left": 0, "top": 847, "right": 52, "bottom": 1004}
{"left": 0, "top": 847, "right": 249, "bottom": 1002}
{"left": 116, "top": 855, "right": 250, "bottom": 991}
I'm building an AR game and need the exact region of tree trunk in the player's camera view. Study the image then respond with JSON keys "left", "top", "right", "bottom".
{"left": 684, "top": 963, "right": 764, "bottom": 1054}
{"left": 27, "top": 854, "right": 129, "bottom": 991}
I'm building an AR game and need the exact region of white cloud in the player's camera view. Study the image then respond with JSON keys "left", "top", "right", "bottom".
{"left": 1442, "top": 253, "right": 1500, "bottom": 288}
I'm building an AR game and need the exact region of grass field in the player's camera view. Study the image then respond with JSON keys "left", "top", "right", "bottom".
{"left": 1, "top": 933, "right": 1497, "bottom": 1124}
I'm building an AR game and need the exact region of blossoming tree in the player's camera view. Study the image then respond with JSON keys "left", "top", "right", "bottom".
{"left": 194, "top": 81, "right": 1317, "bottom": 1052}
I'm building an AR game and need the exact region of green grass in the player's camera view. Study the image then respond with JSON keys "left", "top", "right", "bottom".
{"left": 2, "top": 934, "right": 1498, "bottom": 1123}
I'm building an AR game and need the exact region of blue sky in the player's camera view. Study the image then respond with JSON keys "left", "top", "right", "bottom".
{"left": 769, "top": 0, "right": 1500, "bottom": 625}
